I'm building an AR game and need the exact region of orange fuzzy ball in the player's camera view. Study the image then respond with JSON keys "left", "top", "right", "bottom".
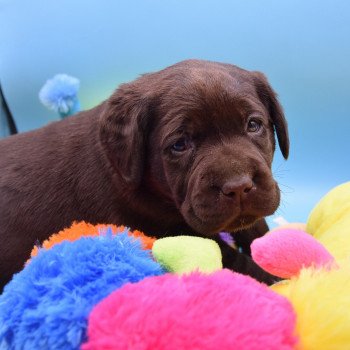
{"left": 30, "top": 221, "right": 155, "bottom": 259}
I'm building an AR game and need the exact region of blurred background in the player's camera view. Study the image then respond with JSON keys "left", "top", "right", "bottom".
{"left": 0, "top": 0, "right": 349, "bottom": 225}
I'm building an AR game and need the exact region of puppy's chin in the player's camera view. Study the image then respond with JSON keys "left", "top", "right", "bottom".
{"left": 180, "top": 193, "right": 280, "bottom": 235}
{"left": 181, "top": 205, "right": 261, "bottom": 236}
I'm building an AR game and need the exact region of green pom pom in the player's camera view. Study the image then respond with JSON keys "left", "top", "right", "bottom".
{"left": 152, "top": 236, "right": 223, "bottom": 274}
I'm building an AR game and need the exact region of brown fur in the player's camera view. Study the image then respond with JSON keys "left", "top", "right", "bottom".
{"left": 0, "top": 60, "right": 289, "bottom": 289}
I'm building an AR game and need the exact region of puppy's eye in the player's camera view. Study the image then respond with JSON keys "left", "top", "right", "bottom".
{"left": 247, "top": 119, "right": 262, "bottom": 133}
{"left": 171, "top": 137, "right": 191, "bottom": 153}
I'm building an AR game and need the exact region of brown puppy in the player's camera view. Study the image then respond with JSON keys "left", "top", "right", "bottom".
{"left": 0, "top": 60, "right": 289, "bottom": 290}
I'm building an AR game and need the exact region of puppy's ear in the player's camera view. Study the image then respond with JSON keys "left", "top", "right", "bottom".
{"left": 253, "top": 72, "right": 290, "bottom": 159}
{"left": 99, "top": 83, "right": 152, "bottom": 188}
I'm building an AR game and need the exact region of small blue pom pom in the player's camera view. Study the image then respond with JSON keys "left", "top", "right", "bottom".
{"left": 39, "top": 74, "right": 81, "bottom": 118}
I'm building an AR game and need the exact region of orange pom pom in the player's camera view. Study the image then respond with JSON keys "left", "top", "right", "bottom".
{"left": 30, "top": 221, "right": 155, "bottom": 259}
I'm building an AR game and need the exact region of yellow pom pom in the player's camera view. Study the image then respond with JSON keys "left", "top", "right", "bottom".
{"left": 307, "top": 182, "right": 350, "bottom": 261}
{"left": 152, "top": 236, "right": 222, "bottom": 275}
{"left": 274, "top": 264, "right": 350, "bottom": 350}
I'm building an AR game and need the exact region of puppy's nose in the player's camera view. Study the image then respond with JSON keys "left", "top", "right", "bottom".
{"left": 221, "top": 177, "right": 254, "bottom": 198}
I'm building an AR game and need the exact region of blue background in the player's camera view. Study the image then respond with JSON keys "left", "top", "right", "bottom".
{"left": 1, "top": 0, "right": 349, "bottom": 225}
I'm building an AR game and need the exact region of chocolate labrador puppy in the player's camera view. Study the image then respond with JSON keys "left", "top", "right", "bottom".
{"left": 0, "top": 59, "right": 289, "bottom": 290}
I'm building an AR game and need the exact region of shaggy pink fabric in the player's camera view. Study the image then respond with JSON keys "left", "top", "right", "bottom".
{"left": 251, "top": 228, "right": 335, "bottom": 279}
{"left": 83, "top": 270, "right": 297, "bottom": 350}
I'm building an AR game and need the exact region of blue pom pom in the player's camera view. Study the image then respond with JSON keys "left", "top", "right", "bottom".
{"left": 0, "top": 232, "right": 164, "bottom": 349}
{"left": 39, "top": 74, "right": 80, "bottom": 118}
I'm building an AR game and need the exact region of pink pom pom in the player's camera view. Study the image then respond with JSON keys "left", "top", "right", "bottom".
{"left": 83, "top": 270, "right": 297, "bottom": 350}
{"left": 251, "top": 228, "right": 335, "bottom": 279}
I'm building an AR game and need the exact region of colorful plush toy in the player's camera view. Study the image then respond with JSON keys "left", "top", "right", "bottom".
{"left": 152, "top": 235, "right": 223, "bottom": 274}
{"left": 252, "top": 181, "right": 350, "bottom": 278}
{"left": 39, "top": 74, "right": 81, "bottom": 118}
{"left": 29, "top": 221, "right": 155, "bottom": 259}
{"left": 0, "top": 222, "right": 297, "bottom": 350}
{"left": 82, "top": 270, "right": 296, "bottom": 350}
{"left": 1, "top": 181, "right": 350, "bottom": 349}
{"left": 251, "top": 228, "right": 335, "bottom": 279}
{"left": 252, "top": 181, "right": 350, "bottom": 349}
{"left": 307, "top": 181, "right": 350, "bottom": 262}
{"left": 0, "top": 229, "right": 163, "bottom": 349}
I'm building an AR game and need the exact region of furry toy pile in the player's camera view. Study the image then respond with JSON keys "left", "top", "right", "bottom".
{"left": 1, "top": 182, "right": 350, "bottom": 349}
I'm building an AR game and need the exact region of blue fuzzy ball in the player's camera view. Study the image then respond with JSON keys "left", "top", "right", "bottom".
{"left": 0, "top": 230, "right": 164, "bottom": 349}
{"left": 39, "top": 74, "right": 80, "bottom": 118}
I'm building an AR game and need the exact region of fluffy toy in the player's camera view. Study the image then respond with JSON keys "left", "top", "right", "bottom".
{"left": 251, "top": 181, "right": 350, "bottom": 350}
{"left": 252, "top": 228, "right": 335, "bottom": 279}
{"left": 30, "top": 221, "right": 155, "bottom": 259}
{"left": 252, "top": 181, "right": 350, "bottom": 278}
{"left": 3, "top": 182, "right": 350, "bottom": 350}
{"left": 307, "top": 181, "right": 350, "bottom": 262}
{"left": 152, "top": 235, "right": 223, "bottom": 274}
{"left": 0, "top": 222, "right": 298, "bottom": 350}
{"left": 0, "top": 229, "right": 163, "bottom": 349}
{"left": 83, "top": 270, "right": 296, "bottom": 350}
{"left": 39, "top": 74, "right": 81, "bottom": 118}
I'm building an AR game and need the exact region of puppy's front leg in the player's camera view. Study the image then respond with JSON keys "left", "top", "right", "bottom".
{"left": 231, "top": 218, "right": 269, "bottom": 256}
{"left": 216, "top": 239, "right": 279, "bottom": 285}
{"left": 215, "top": 219, "right": 279, "bottom": 285}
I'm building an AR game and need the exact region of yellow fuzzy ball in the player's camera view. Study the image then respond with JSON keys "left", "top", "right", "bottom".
{"left": 152, "top": 236, "right": 223, "bottom": 274}
{"left": 307, "top": 182, "right": 350, "bottom": 261}
{"left": 274, "top": 264, "right": 350, "bottom": 350}
{"left": 260, "top": 182, "right": 350, "bottom": 349}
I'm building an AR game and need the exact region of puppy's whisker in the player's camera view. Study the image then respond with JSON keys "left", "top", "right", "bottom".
{"left": 277, "top": 181, "right": 295, "bottom": 194}
{"left": 272, "top": 164, "right": 290, "bottom": 179}
{"left": 273, "top": 171, "right": 289, "bottom": 179}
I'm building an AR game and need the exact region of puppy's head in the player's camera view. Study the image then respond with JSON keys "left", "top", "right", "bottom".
{"left": 100, "top": 60, "right": 289, "bottom": 235}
